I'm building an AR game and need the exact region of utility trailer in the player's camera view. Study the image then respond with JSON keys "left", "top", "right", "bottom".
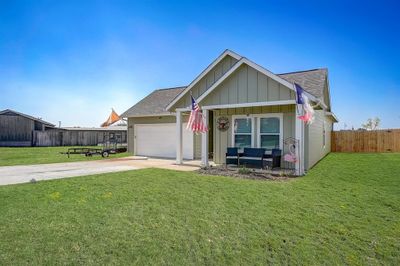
{"left": 62, "top": 147, "right": 127, "bottom": 158}
{"left": 61, "top": 131, "right": 127, "bottom": 158}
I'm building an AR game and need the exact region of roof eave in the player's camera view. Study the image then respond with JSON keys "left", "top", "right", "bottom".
{"left": 326, "top": 112, "right": 339, "bottom": 123}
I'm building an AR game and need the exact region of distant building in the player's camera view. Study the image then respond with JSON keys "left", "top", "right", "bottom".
{"left": 0, "top": 109, "right": 128, "bottom": 147}
{"left": 0, "top": 109, "right": 55, "bottom": 147}
{"left": 55, "top": 126, "right": 127, "bottom": 146}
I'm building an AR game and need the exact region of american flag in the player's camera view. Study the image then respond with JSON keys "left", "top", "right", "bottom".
{"left": 186, "top": 95, "right": 208, "bottom": 133}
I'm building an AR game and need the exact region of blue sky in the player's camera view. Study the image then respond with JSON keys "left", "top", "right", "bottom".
{"left": 0, "top": 0, "right": 399, "bottom": 128}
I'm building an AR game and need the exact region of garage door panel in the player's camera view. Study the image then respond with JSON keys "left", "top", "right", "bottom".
{"left": 135, "top": 123, "right": 193, "bottom": 159}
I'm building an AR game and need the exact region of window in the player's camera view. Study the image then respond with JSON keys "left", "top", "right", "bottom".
{"left": 233, "top": 117, "right": 253, "bottom": 148}
{"left": 232, "top": 114, "right": 283, "bottom": 150}
{"left": 257, "top": 115, "right": 282, "bottom": 150}
{"left": 34, "top": 121, "right": 43, "bottom": 131}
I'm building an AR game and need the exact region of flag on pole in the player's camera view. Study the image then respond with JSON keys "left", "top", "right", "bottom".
{"left": 186, "top": 95, "right": 208, "bottom": 133}
{"left": 294, "top": 83, "right": 304, "bottom": 104}
{"left": 294, "top": 83, "right": 314, "bottom": 124}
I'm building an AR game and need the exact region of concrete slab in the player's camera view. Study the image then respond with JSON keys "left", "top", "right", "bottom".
{"left": 0, "top": 156, "right": 201, "bottom": 186}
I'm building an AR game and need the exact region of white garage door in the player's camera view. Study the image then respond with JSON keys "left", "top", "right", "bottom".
{"left": 134, "top": 123, "right": 194, "bottom": 159}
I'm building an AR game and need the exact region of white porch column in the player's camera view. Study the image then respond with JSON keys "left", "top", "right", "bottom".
{"left": 295, "top": 107, "right": 305, "bottom": 175}
{"left": 176, "top": 110, "right": 183, "bottom": 164}
{"left": 201, "top": 109, "right": 209, "bottom": 167}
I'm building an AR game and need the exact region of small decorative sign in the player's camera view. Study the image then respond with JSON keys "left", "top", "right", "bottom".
{"left": 283, "top": 137, "right": 299, "bottom": 163}
{"left": 217, "top": 116, "right": 230, "bottom": 131}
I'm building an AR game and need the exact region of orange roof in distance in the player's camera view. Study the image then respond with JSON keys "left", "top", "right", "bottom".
{"left": 101, "top": 108, "right": 121, "bottom": 127}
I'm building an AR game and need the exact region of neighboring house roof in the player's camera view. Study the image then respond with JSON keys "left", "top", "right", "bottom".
{"left": 0, "top": 109, "right": 55, "bottom": 127}
{"left": 121, "top": 86, "right": 186, "bottom": 117}
{"left": 278, "top": 68, "right": 328, "bottom": 99}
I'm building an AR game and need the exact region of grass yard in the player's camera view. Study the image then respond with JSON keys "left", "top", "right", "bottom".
{"left": 0, "top": 146, "right": 129, "bottom": 166}
{"left": 0, "top": 153, "right": 399, "bottom": 265}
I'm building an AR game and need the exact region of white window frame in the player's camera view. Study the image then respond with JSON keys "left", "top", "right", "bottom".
{"left": 231, "top": 115, "right": 255, "bottom": 148}
{"left": 255, "top": 113, "right": 284, "bottom": 150}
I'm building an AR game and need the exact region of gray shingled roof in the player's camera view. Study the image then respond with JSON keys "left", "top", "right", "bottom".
{"left": 121, "top": 87, "right": 186, "bottom": 117}
{"left": 278, "top": 68, "right": 327, "bottom": 99}
{"left": 122, "top": 68, "right": 328, "bottom": 117}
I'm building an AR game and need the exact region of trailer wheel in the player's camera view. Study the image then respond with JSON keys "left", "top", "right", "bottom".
{"left": 102, "top": 151, "right": 109, "bottom": 158}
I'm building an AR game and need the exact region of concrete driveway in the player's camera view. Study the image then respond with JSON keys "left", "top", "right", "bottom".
{"left": 0, "top": 157, "right": 200, "bottom": 186}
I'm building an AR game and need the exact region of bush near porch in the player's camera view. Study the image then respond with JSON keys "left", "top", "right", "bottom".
{"left": 0, "top": 153, "right": 399, "bottom": 264}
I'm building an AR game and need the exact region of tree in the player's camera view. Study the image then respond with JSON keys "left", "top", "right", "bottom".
{"left": 361, "top": 117, "right": 381, "bottom": 130}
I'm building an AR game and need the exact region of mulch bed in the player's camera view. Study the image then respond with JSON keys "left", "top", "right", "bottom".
{"left": 197, "top": 166, "right": 298, "bottom": 181}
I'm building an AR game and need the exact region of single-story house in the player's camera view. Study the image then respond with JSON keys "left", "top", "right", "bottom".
{"left": 0, "top": 109, "right": 55, "bottom": 147}
{"left": 122, "top": 50, "right": 338, "bottom": 175}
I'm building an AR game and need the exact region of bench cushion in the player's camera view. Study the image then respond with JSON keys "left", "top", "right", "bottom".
{"left": 226, "top": 147, "right": 239, "bottom": 156}
{"left": 243, "top": 148, "right": 266, "bottom": 157}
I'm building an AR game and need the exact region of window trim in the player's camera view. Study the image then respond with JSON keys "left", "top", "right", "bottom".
{"left": 231, "top": 113, "right": 284, "bottom": 150}
{"left": 231, "top": 115, "right": 255, "bottom": 148}
{"left": 254, "top": 113, "right": 284, "bottom": 150}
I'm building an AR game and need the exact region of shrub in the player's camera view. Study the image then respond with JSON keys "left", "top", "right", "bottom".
{"left": 238, "top": 165, "right": 251, "bottom": 175}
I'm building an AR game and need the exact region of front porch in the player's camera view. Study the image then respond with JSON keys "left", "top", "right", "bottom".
{"left": 175, "top": 101, "right": 305, "bottom": 176}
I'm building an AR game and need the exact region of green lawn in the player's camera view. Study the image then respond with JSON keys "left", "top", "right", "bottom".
{"left": 0, "top": 153, "right": 399, "bottom": 265}
{"left": 0, "top": 146, "right": 129, "bottom": 166}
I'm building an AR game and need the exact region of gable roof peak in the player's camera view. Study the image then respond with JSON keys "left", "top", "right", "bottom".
{"left": 165, "top": 49, "right": 243, "bottom": 110}
{"left": 223, "top": 49, "right": 243, "bottom": 59}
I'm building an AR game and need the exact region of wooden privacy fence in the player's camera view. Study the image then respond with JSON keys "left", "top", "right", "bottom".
{"left": 331, "top": 129, "right": 400, "bottom": 152}
{"left": 33, "top": 130, "right": 127, "bottom": 147}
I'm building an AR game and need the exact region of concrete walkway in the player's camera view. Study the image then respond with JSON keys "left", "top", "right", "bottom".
{"left": 0, "top": 157, "right": 200, "bottom": 186}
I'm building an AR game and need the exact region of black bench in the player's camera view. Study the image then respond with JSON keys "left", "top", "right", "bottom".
{"left": 238, "top": 148, "right": 266, "bottom": 168}
{"left": 225, "top": 147, "right": 282, "bottom": 169}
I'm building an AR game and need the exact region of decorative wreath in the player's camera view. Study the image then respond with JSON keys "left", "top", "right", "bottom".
{"left": 217, "top": 116, "right": 230, "bottom": 131}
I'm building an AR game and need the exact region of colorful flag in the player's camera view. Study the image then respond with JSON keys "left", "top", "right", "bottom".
{"left": 187, "top": 96, "right": 208, "bottom": 133}
{"left": 294, "top": 83, "right": 314, "bottom": 124}
{"left": 294, "top": 83, "right": 305, "bottom": 104}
